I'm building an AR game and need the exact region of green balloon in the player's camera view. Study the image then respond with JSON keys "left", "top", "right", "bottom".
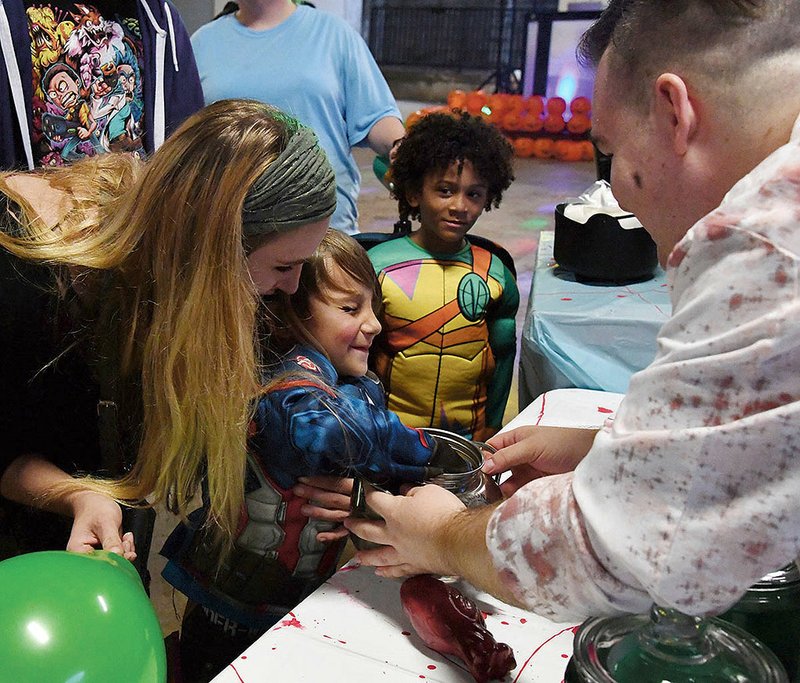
{"left": 0, "top": 550, "right": 166, "bottom": 682}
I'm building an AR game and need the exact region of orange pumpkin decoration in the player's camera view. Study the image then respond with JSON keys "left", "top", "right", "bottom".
{"left": 570, "top": 96, "right": 591, "bottom": 115}
{"left": 578, "top": 140, "right": 595, "bottom": 161}
{"left": 465, "top": 90, "right": 487, "bottom": 115}
{"left": 525, "top": 95, "right": 545, "bottom": 117}
{"left": 405, "top": 110, "right": 424, "bottom": 129}
{"left": 501, "top": 111, "right": 524, "bottom": 132}
{"left": 485, "top": 93, "right": 507, "bottom": 117}
{"left": 543, "top": 113, "right": 566, "bottom": 134}
{"left": 531, "top": 138, "right": 555, "bottom": 159}
{"left": 512, "top": 137, "right": 537, "bottom": 158}
{"left": 546, "top": 97, "right": 567, "bottom": 115}
{"left": 554, "top": 140, "right": 583, "bottom": 162}
{"left": 506, "top": 94, "right": 524, "bottom": 113}
{"left": 566, "top": 113, "right": 592, "bottom": 135}
{"left": 520, "top": 114, "right": 544, "bottom": 133}
{"left": 448, "top": 90, "right": 467, "bottom": 109}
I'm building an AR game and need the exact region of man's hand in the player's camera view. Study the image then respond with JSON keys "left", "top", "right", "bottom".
{"left": 484, "top": 426, "right": 597, "bottom": 495}
{"left": 294, "top": 476, "right": 354, "bottom": 543}
{"left": 345, "top": 484, "right": 465, "bottom": 578}
{"left": 67, "top": 490, "right": 136, "bottom": 562}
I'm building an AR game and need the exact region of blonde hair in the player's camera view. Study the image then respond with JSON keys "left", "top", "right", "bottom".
{"left": 0, "top": 99, "right": 317, "bottom": 548}
{"left": 269, "top": 229, "right": 382, "bottom": 357}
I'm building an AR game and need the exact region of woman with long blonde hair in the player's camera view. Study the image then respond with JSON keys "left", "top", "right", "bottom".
{"left": 0, "top": 99, "right": 336, "bottom": 564}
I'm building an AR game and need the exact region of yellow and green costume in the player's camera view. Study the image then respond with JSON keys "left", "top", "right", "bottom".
{"left": 369, "top": 236, "right": 519, "bottom": 441}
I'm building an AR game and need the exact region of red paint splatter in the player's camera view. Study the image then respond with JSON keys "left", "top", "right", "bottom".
{"left": 534, "top": 391, "right": 548, "bottom": 426}
{"left": 339, "top": 640, "right": 347, "bottom": 644}
{"left": 241, "top": 655, "right": 247, "bottom": 660}
{"left": 427, "top": 664, "right": 437, "bottom": 670}
{"left": 706, "top": 222, "right": 731, "bottom": 240}
{"left": 597, "top": 406, "right": 613, "bottom": 414}
{"left": 729, "top": 293, "right": 743, "bottom": 310}
{"left": 481, "top": 611, "right": 490, "bottom": 620}
{"left": 561, "top": 653, "right": 569, "bottom": 658}
{"left": 512, "top": 624, "right": 580, "bottom": 683}
{"left": 323, "top": 634, "right": 332, "bottom": 639}
{"left": 520, "top": 618, "right": 527, "bottom": 624}
{"left": 278, "top": 612, "right": 304, "bottom": 629}
{"left": 228, "top": 664, "right": 246, "bottom": 683}
{"left": 419, "top": 676, "right": 426, "bottom": 679}
{"left": 402, "top": 630, "right": 411, "bottom": 636}
{"left": 616, "top": 294, "right": 626, "bottom": 298}
{"left": 501, "top": 621, "right": 509, "bottom": 625}
{"left": 668, "top": 245, "right": 687, "bottom": 268}
{"left": 561, "top": 297, "right": 572, "bottom": 301}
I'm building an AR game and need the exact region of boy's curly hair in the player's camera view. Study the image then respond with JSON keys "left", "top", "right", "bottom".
{"left": 392, "top": 111, "right": 514, "bottom": 223}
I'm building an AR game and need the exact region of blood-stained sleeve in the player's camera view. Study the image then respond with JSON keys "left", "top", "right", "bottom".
{"left": 486, "top": 147, "right": 800, "bottom": 619}
{"left": 486, "top": 472, "right": 651, "bottom": 620}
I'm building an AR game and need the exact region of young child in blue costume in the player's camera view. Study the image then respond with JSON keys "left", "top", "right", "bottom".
{"left": 161, "top": 228, "right": 452, "bottom": 681}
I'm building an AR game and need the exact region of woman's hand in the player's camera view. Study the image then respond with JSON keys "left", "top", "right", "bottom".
{"left": 484, "top": 426, "right": 598, "bottom": 495}
{"left": 67, "top": 490, "right": 137, "bottom": 562}
{"left": 345, "top": 484, "right": 466, "bottom": 578}
{"left": 294, "top": 475, "right": 354, "bottom": 542}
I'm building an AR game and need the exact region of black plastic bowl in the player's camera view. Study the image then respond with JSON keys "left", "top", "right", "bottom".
{"left": 554, "top": 202, "right": 658, "bottom": 284}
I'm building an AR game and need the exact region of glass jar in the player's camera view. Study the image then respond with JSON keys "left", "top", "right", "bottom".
{"left": 349, "top": 428, "right": 502, "bottom": 550}
{"left": 719, "top": 562, "right": 800, "bottom": 681}
{"left": 565, "top": 603, "right": 788, "bottom": 682}
{"left": 419, "top": 427, "right": 503, "bottom": 506}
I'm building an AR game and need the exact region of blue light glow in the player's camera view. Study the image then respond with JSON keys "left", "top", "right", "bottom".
{"left": 556, "top": 71, "right": 578, "bottom": 104}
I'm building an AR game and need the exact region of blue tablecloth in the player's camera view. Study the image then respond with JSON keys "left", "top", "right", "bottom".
{"left": 519, "top": 231, "right": 672, "bottom": 407}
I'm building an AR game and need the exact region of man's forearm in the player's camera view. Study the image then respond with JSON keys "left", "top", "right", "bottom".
{"left": 438, "top": 503, "right": 525, "bottom": 608}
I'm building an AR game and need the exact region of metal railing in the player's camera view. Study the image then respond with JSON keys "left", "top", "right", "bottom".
{"left": 368, "top": 5, "right": 530, "bottom": 90}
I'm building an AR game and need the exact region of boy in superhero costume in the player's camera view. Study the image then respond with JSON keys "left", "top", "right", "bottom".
{"left": 369, "top": 112, "right": 518, "bottom": 441}
{"left": 161, "top": 230, "right": 461, "bottom": 681}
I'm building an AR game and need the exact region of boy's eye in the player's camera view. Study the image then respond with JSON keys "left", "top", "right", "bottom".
{"left": 275, "top": 265, "right": 295, "bottom": 273}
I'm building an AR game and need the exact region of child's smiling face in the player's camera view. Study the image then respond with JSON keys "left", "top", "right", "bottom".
{"left": 408, "top": 159, "right": 488, "bottom": 254}
{"left": 306, "top": 264, "right": 382, "bottom": 377}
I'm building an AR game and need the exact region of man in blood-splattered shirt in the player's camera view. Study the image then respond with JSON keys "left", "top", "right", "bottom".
{"left": 346, "top": 0, "right": 800, "bottom": 620}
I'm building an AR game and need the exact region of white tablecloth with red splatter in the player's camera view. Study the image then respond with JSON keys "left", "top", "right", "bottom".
{"left": 519, "top": 230, "right": 671, "bottom": 407}
{"left": 212, "top": 389, "right": 624, "bottom": 683}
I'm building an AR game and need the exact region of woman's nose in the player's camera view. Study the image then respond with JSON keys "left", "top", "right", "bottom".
{"left": 277, "top": 269, "right": 302, "bottom": 295}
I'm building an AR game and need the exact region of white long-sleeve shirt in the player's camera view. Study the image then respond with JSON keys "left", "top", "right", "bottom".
{"left": 487, "top": 114, "right": 800, "bottom": 620}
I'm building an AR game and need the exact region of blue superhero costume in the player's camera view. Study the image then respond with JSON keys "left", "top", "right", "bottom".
{"left": 161, "top": 345, "right": 435, "bottom": 629}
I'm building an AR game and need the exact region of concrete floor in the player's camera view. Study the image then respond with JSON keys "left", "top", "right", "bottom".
{"left": 149, "top": 103, "right": 598, "bottom": 637}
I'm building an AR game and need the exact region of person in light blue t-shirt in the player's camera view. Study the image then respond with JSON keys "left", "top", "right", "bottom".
{"left": 191, "top": 0, "right": 406, "bottom": 234}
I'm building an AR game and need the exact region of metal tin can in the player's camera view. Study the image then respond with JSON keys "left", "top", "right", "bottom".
{"left": 719, "top": 562, "right": 800, "bottom": 682}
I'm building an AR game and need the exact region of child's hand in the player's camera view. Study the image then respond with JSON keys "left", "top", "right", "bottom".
{"left": 295, "top": 476, "right": 353, "bottom": 542}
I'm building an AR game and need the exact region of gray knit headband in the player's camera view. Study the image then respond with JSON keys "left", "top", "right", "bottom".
{"left": 242, "top": 125, "right": 336, "bottom": 236}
